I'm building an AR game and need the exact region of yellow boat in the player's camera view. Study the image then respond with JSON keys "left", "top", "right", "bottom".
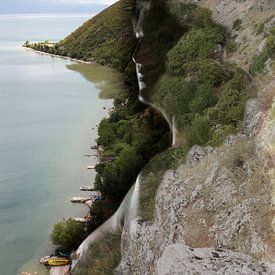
{"left": 46, "top": 257, "right": 70, "bottom": 266}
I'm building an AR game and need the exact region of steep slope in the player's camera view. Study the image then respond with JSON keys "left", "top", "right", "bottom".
{"left": 26, "top": 0, "right": 136, "bottom": 72}
{"left": 116, "top": 0, "right": 275, "bottom": 274}
{"left": 35, "top": 0, "right": 275, "bottom": 274}
{"left": 58, "top": 0, "right": 136, "bottom": 71}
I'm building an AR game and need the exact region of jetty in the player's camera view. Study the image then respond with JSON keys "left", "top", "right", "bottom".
{"left": 85, "top": 200, "right": 94, "bottom": 208}
{"left": 80, "top": 186, "right": 95, "bottom": 191}
{"left": 73, "top": 217, "right": 87, "bottom": 223}
{"left": 70, "top": 197, "right": 90, "bottom": 203}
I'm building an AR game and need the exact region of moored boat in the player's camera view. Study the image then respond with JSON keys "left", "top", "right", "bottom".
{"left": 45, "top": 257, "right": 70, "bottom": 266}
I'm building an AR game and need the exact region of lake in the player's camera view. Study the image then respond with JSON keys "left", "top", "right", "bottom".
{"left": 0, "top": 13, "right": 122, "bottom": 274}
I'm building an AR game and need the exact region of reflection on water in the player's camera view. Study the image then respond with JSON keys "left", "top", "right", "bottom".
{"left": 67, "top": 63, "right": 126, "bottom": 99}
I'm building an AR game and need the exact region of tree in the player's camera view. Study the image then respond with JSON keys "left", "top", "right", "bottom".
{"left": 50, "top": 218, "right": 86, "bottom": 251}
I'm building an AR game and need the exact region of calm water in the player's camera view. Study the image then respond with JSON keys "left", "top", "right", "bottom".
{"left": 0, "top": 13, "right": 117, "bottom": 274}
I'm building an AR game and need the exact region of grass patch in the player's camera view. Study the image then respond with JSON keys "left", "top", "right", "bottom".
{"left": 139, "top": 147, "right": 186, "bottom": 221}
{"left": 73, "top": 232, "right": 121, "bottom": 275}
{"left": 249, "top": 27, "right": 275, "bottom": 75}
{"left": 225, "top": 39, "right": 238, "bottom": 53}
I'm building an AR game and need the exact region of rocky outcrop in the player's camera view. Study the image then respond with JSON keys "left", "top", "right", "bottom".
{"left": 116, "top": 133, "right": 274, "bottom": 273}
{"left": 114, "top": 1, "right": 275, "bottom": 272}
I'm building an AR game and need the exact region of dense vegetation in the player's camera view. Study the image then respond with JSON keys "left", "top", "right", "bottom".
{"left": 47, "top": 0, "right": 170, "bottom": 251}
{"left": 136, "top": 1, "right": 254, "bottom": 221}
{"left": 51, "top": 219, "right": 87, "bottom": 251}
{"left": 25, "top": 0, "right": 136, "bottom": 72}
{"left": 36, "top": 0, "right": 261, "bottom": 270}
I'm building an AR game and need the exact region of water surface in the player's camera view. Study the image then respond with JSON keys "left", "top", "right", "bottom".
{"left": 0, "top": 13, "right": 120, "bottom": 274}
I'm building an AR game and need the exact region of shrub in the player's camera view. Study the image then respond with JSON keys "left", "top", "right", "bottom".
{"left": 188, "top": 83, "right": 218, "bottom": 113}
{"left": 225, "top": 39, "right": 237, "bottom": 53}
{"left": 186, "top": 59, "right": 230, "bottom": 85}
{"left": 154, "top": 76, "right": 197, "bottom": 112}
{"left": 167, "top": 27, "right": 225, "bottom": 75}
{"left": 233, "top": 18, "right": 242, "bottom": 30}
{"left": 95, "top": 146, "right": 144, "bottom": 197}
{"left": 208, "top": 69, "right": 251, "bottom": 126}
{"left": 207, "top": 124, "right": 236, "bottom": 146}
{"left": 186, "top": 115, "right": 213, "bottom": 147}
{"left": 51, "top": 219, "right": 86, "bottom": 251}
{"left": 256, "top": 23, "right": 265, "bottom": 35}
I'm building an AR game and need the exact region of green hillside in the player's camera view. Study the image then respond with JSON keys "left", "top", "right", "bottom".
{"left": 58, "top": 0, "right": 136, "bottom": 71}
{"left": 25, "top": 0, "right": 136, "bottom": 72}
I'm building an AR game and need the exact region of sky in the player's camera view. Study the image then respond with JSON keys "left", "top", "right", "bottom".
{"left": 0, "top": 0, "right": 118, "bottom": 14}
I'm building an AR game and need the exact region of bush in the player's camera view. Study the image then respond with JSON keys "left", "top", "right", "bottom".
{"left": 233, "top": 18, "right": 242, "bottom": 30}
{"left": 167, "top": 27, "right": 225, "bottom": 75}
{"left": 186, "top": 59, "right": 230, "bottom": 85}
{"left": 186, "top": 115, "right": 213, "bottom": 147}
{"left": 95, "top": 146, "right": 144, "bottom": 197}
{"left": 208, "top": 69, "right": 251, "bottom": 126}
{"left": 51, "top": 219, "right": 86, "bottom": 251}
{"left": 153, "top": 76, "right": 198, "bottom": 120}
{"left": 188, "top": 83, "right": 218, "bottom": 113}
{"left": 225, "top": 39, "right": 237, "bottom": 53}
{"left": 256, "top": 23, "right": 265, "bottom": 35}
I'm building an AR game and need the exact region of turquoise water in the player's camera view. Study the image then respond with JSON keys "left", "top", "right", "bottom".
{"left": 0, "top": 13, "right": 114, "bottom": 274}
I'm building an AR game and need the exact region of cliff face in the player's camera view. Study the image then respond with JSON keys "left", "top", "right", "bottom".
{"left": 115, "top": 1, "right": 275, "bottom": 274}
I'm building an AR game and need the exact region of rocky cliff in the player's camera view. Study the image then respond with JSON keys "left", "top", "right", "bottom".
{"left": 115, "top": 0, "right": 275, "bottom": 274}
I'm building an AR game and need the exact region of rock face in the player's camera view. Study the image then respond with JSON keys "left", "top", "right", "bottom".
{"left": 116, "top": 135, "right": 274, "bottom": 274}
{"left": 175, "top": 0, "right": 274, "bottom": 71}
{"left": 114, "top": 1, "right": 275, "bottom": 273}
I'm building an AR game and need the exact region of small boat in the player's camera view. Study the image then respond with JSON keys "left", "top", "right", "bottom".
{"left": 45, "top": 257, "right": 70, "bottom": 266}
{"left": 73, "top": 217, "right": 87, "bottom": 223}
{"left": 90, "top": 195, "right": 103, "bottom": 202}
{"left": 83, "top": 154, "right": 92, "bottom": 157}
{"left": 80, "top": 186, "right": 94, "bottom": 191}
{"left": 70, "top": 197, "right": 89, "bottom": 203}
{"left": 87, "top": 165, "right": 95, "bottom": 169}
{"left": 90, "top": 145, "right": 98, "bottom": 150}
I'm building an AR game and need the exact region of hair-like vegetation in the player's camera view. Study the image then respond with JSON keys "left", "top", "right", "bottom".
{"left": 137, "top": 2, "right": 255, "bottom": 221}
{"left": 73, "top": 232, "right": 122, "bottom": 275}
{"left": 250, "top": 27, "right": 275, "bottom": 75}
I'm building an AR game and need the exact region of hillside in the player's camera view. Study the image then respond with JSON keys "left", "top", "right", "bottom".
{"left": 71, "top": 0, "right": 275, "bottom": 274}
{"left": 58, "top": 0, "right": 136, "bottom": 72}
{"left": 25, "top": 0, "right": 136, "bottom": 72}
{"left": 27, "top": 0, "right": 275, "bottom": 274}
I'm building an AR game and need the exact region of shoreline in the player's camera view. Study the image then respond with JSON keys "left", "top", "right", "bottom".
{"left": 21, "top": 45, "right": 115, "bottom": 275}
{"left": 23, "top": 46, "right": 93, "bottom": 64}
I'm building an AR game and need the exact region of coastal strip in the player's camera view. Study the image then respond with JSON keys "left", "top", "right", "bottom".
{"left": 23, "top": 46, "right": 92, "bottom": 64}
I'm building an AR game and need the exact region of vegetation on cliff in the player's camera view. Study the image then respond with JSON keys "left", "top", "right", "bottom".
{"left": 74, "top": 232, "right": 121, "bottom": 275}
{"left": 48, "top": 0, "right": 170, "bottom": 250}
{"left": 39, "top": 0, "right": 270, "bottom": 272}
{"left": 250, "top": 26, "right": 275, "bottom": 75}
{"left": 135, "top": 1, "right": 254, "bottom": 221}
{"left": 25, "top": 0, "right": 136, "bottom": 72}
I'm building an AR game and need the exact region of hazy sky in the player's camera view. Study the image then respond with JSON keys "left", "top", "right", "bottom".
{"left": 0, "top": 0, "right": 118, "bottom": 13}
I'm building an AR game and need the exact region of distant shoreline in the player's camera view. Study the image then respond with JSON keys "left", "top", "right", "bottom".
{"left": 23, "top": 46, "right": 93, "bottom": 65}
